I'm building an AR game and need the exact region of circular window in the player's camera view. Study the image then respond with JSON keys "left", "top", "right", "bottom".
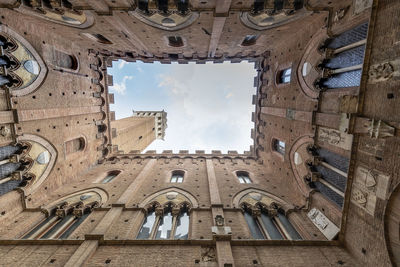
{"left": 23, "top": 60, "right": 40, "bottom": 75}
{"left": 36, "top": 151, "right": 50, "bottom": 165}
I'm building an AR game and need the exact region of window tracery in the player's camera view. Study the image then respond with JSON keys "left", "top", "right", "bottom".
{"left": 0, "top": 30, "right": 46, "bottom": 94}
{"left": 18, "top": 0, "right": 94, "bottom": 28}
{"left": 240, "top": 0, "right": 308, "bottom": 31}
{"left": 137, "top": 191, "right": 192, "bottom": 240}
{"left": 130, "top": 0, "right": 199, "bottom": 31}
{"left": 315, "top": 23, "right": 368, "bottom": 90}
{"left": 22, "top": 191, "right": 102, "bottom": 239}
{"left": 239, "top": 192, "right": 302, "bottom": 240}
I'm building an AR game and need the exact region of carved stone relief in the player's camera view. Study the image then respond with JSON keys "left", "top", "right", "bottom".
{"left": 368, "top": 62, "right": 394, "bottom": 83}
{"left": 317, "top": 126, "right": 353, "bottom": 151}
{"left": 351, "top": 165, "right": 390, "bottom": 215}
{"left": 201, "top": 247, "right": 216, "bottom": 262}
{"left": 307, "top": 208, "right": 339, "bottom": 240}
{"left": 353, "top": 0, "right": 373, "bottom": 15}
{"left": 334, "top": 7, "right": 348, "bottom": 23}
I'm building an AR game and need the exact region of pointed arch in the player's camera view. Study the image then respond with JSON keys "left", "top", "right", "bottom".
{"left": 139, "top": 187, "right": 198, "bottom": 209}
{"left": 232, "top": 188, "right": 294, "bottom": 211}
{"left": 0, "top": 25, "right": 48, "bottom": 96}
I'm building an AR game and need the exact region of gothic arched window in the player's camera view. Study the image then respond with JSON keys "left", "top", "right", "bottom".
{"left": 305, "top": 145, "right": 349, "bottom": 208}
{"left": 22, "top": 191, "right": 103, "bottom": 240}
{"left": 242, "top": 204, "right": 302, "bottom": 240}
{"left": 168, "top": 36, "right": 184, "bottom": 47}
{"left": 170, "top": 170, "right": 184, "bottom": 183}
{"left": 317, "top": 23, "right": 368, "bottom": 89}
{"left": 137, "top": 203, "right": 190, "bottom": 240}
{"left": 236, "top": 171, "right": 252, "bottom": 184}
{"left": 273, "top": 139, "right": 286, "bottom": 155}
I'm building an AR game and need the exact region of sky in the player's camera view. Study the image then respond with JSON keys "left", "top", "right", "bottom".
{"left": 108, "top": 60, "right": 256, "bottom": 154}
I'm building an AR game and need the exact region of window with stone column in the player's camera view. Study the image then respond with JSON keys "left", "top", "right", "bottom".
{"left": 315, "top": 22, "right": 368, "bottom": 90}
{"left": 304, "top": 144, "right": 349, "bottom": 207}
{"left": 0, "top": 32, "right": 41, "bottom": 90}
{"left": 239, "top": 192, "right": 302, "bottom": 240}
{"left": 137, "top": 192, "right": 192, "bottom": 240}
{"left": 0, "top": 138, "right": 57, "bottom": 196}
{"left": 22, "top": 191, "right": 102, "bottom": 240}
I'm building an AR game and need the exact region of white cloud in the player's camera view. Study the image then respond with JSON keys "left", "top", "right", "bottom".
{"left": 145, "top": 61, "right": 256, "bottom": 153}
{"left": 136, "top": 66, "right": 143, "bottom": 73}
{"left": 118, "top": 60, "right": 128, "bottom": 70}
{"left": 110, "top": 75, "right": 133, "bottom": 95}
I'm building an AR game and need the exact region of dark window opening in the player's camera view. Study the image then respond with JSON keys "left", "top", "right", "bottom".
{"left": 91, "top": 33, "right": 113, "bottom": 44}
{"left": 273, "top": 139, "right": 285, "bottom": 155}
{"left": 237, "top": 171, "right": 252, "bottom": 184}
{"left": 168, "top": 36, "right": 184, "bottom": 47}
{"left": 242, "top": 35, "right": 258, "bottom": 46}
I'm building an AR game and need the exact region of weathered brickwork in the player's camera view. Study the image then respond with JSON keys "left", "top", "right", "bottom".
{"left": 0, "top": 0, "right": 398, "bottom": 266}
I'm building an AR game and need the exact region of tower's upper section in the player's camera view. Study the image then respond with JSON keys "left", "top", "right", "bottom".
{"left": 133, "top": 110, "right": 167, "bottom": 140}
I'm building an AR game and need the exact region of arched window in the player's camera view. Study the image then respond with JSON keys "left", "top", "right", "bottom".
{"left": 0, "top": 32, "right": 44, "bottom": 91}
{"left": 317, "top": 23, "right": 368, "bottom": 89}
{"left": 242, "top": 35, "right": 258, "bottom": 46}
{"left": 273, "top": 139, "right": 285, "bottom": 155}
{"left": 242, "top": 204, "right": 302, "bottom": 240}
{"left": 170, "top": 170, "right": 184, "bottom": 183}
{"left": 51, "top": 50, "right": 78, "bottom": 70}
{"left": 101, "top": 170, "right": 121, "bottom": 184}
{"left": 278, "top": 68, "right": 292, "bottom": 84}
{"left": 305, "top": 145, "right": 349, "bottom": 208}
{"left": 64, "top": 137, "right": 85, "bottom": 155}
{"left": 168, "top": 36, "right": 184, "bottom": 47}
{"left": 236, "top": 171, "right": 252, "bottom": 184}
{"left": 137, "top": 203, "right": 190, "bottom": 240}
{"left": 22, "top": 193, "right": 100, "bottom": 240}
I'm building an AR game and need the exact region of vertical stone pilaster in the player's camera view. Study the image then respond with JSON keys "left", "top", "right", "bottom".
{"left": 64, "top": 240, "right": 98, "bottom": 267}
{"left": 206, "top": 159, "right": 235, "bottom": 267}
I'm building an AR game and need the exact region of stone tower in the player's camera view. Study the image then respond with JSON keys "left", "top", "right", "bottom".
{"left": 110, "top": 110, "right": 167, "bottom": 153}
